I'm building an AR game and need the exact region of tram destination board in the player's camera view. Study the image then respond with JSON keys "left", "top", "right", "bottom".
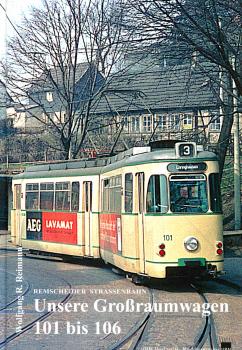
{"left": 167, "top": 162, "right": 207, "bottom": 172}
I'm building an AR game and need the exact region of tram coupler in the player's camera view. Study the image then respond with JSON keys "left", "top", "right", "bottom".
{"left": 207, "top": 265, "right": 217, "bottom": 278}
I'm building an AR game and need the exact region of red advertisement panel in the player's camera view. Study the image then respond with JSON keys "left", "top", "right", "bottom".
{"left": 99, "top": 213, "right": 122, "bottom": 253}
{"left": 42, "top": 212, "right": 77, "bottom": 244}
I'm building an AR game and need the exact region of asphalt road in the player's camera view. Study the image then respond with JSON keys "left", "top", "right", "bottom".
{"left": 0, "top": 234, "right": 241, "bottom": 350}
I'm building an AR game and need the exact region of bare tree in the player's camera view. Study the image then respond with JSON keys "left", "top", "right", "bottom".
{"left": 128, "top": 0, "right": 241, "bottom": 174}
{"left": 2, "top": 0, "right": 129, "bottom": 159}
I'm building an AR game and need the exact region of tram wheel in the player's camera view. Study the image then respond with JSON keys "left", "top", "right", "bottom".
{"left": 112, "top": 267, "right": 125, "bottom": 276}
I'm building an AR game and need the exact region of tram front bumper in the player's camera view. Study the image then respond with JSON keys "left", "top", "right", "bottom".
{"left": 178, "top": 258, "right": 206, "bottom": 267}
{"left": 165, "top": 258, "right": 223, "bottom": 278}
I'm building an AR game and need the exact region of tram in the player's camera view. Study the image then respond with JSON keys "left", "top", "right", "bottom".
{"left": 11, "top": 142, "right": 224, "bottom": 280}
{"left": 0, "top": 175, "right": 11, "bottom": 230}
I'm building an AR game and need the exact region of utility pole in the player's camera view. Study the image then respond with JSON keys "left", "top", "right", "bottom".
{"left": 232, "top": 75, "right": 241, "bottom": 230}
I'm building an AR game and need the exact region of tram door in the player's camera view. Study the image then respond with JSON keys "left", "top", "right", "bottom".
{"left": 136, "top": 173, "right": 146, "bottom": 274}
{"left": 83, "top": 181, "right": 93, "bottom": 256}
{"left": 13, "top": 184, "right": 22, "bottom": 245}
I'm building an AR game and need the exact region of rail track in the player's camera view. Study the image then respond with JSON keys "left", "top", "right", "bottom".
{"left": 1, "top": 248, "right": 240, "bottom": 350}
{"left": 107, "top": 279, "right": 239, "bottom": 350}
{"left": 0, "top": 267, "right": 74, "bottom": 350}
{"left": 0, "top": 269, "right": 31, "bottom": 312}
{"left": 190, "top": 283, "right": 219, "bottom": 350}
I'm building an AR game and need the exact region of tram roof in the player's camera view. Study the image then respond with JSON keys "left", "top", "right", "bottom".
{"left": 0, "top": 174, "right": 12, "bottom": 179}
{"left": 13, "top": 146, "right": 218, "bottom": 180}
{"left": 103, "top": 149, "right": 217, "bottom": 173}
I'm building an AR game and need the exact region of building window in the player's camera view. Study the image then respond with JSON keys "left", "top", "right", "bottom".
{"left": 123, "top": 116, "right": 129, "bottom": 133}
{"left": 156, "top": 114, "right": 180, "bottom": 131}
{"left": 143, "top": 115, "right": 152, "bottom": 132}
{"left": 46, "top": 92, "right": 53, "bottom": 102}
{"left": 183, "top": 114, "right": 193, "bottom": 129}
{"left": 131, "top": 116, "right": 140, "bottom": 133}
{"left": 210, "top": 115, "right": 221, "bottom": 131}
{"left": 156, "top": 115, "right": 167, "bottom": 130}
{"left": 43, "top": 112, "right": 55, "bottom": 124}
{"left": 60, "top": 112, "right": 67, "bottom": 124}
{"left": 169, "top": 114, "right": 180, "bottom": 130}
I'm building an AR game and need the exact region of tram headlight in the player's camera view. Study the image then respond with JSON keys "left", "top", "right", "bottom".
{"left": 184, "top": 237, "right": 199, "bottom": 251}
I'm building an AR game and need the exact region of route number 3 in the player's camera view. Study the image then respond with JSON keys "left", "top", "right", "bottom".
{"left": 178, "top": 144, "right": 194, "bottom": 157}
{"left": 183, "top": 146, "right": 191, "bottom": 155}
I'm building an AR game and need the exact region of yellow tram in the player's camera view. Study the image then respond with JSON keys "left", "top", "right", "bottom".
{"left": 11, "top": 142, "right": 224, "bottom": 280}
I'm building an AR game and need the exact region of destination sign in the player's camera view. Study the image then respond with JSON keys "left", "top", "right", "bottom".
{"left": 167, "top": 163, "right": 207, "bottom": 172}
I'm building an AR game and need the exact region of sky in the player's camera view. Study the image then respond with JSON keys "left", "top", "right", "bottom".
{"left": 0, "top": 0, "right": 42, "bottom": 59}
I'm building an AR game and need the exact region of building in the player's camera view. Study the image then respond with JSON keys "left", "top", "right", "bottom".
{"left": 6, "top": 61, "right": 241, "bottom": 156}
{"left": 8, "top": 62, "right": 105, "bottom": 132}
{"left": 89, "top": 61, "right": 233, "bottom": 152}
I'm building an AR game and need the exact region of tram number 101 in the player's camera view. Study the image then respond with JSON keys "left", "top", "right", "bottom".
{"left": 163, "top": 235, "right": 172, "bottom": 241}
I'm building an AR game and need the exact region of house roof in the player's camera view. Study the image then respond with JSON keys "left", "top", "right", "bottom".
{"left": 31, "top": 62, "right": 92, "bottom": 92}
{"left": 91, "top": 63, "right": 221, "bottom": 116}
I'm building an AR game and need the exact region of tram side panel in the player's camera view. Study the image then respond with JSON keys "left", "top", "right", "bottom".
{"left": 99, "top": 212, "right": 140, "bottom": 273}
{"left": 99, "top": 167, "right": 142, "bottom": 274}
{"left": 80, "top": 178, "right": 100, "bottom": 257}
{"left": 11, "top": 181, "right": 24, "bottom": 245}
{"left": 17, "top": 175, "right": 100, "bottom": 258}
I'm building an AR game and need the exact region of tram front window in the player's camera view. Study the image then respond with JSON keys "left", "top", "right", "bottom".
{"left": 170, "top": 175, "right": 208, "bottom": 213}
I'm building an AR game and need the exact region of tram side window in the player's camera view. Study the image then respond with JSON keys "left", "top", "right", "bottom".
{"left": 110, "top": 177, "right": 115, "bottom": 211}
{"left": 125, "top": 173, "right": 133, "bottom": 213}
{"left": 14, "top": 184, "right": 22, "bottom": 210}
{"left": 209, "top": 173, "right": 222, "bottom": 213}
{"left": 84, "top": 182, "right": 92, "bottom": 212}
{"left": 40, "top": 183, "right": 54, "bottom": 210}
{"left": 146, "top": 175, "right": 168, "bottom": 213}
{"left": 71, "top": 182, "right": 80, "bottom": 212}
{"left": 102, "top": 176, "right": 122, "bottom": 213}
{"left": 103, "top": 179, "right": 110, "bottom": 212}
{"left": 113, "top": 176, "right": 122, "bottom": 213}
{"left": 26, "top": 183, "right": 39, "bottom": 210}
{"left": 55, "top": 182, "right": 71, "bottom": 211}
